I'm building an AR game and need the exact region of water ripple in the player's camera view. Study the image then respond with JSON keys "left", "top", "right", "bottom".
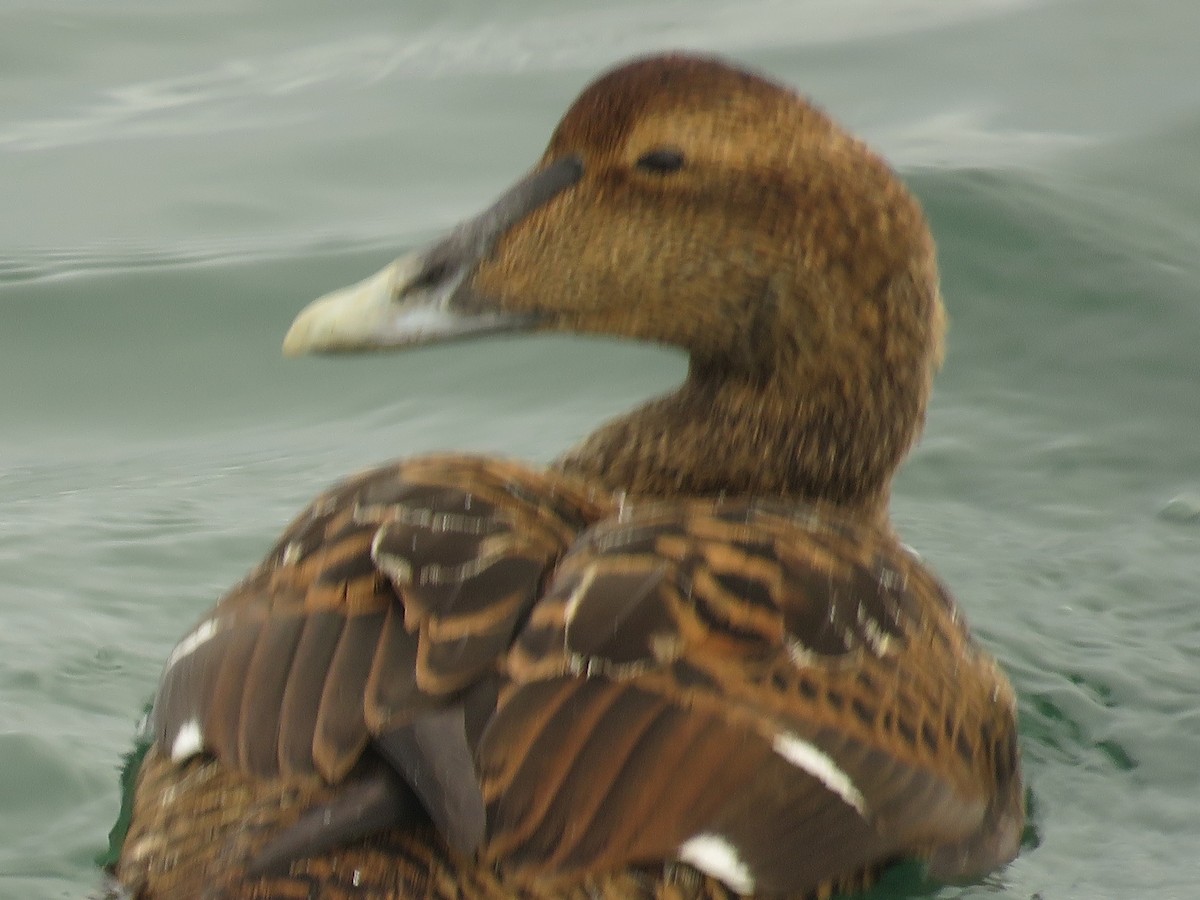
{"left": 0, "top": 0, "right": 1038, "bottom": 153}
{"left": 0, "top": 226, "right": 400, "bottom": 286}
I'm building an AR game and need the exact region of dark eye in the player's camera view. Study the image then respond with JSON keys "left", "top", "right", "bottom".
{"left": 635, "top": 148, "right": 685, "bottom": 174}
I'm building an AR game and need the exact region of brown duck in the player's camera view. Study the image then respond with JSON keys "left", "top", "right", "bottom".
{"left": 114, "top": 52, "right": 1023, "bottom": 899}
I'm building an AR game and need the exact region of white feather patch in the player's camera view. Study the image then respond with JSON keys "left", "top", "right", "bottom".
{"left": 678, "top": 833, "right": 755, "bottom": 894}
{"left": 772, "top": 731, "right": 866, "bottom": 815}
{"left": 164, "top": 617, "right": 221, "bottom": 672}
{"left": 170, "top": 718, "right": 204, "bottom": 762}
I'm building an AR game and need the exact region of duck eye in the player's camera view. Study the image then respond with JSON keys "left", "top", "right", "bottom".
{"left": 635, "top": 148, "right": 685, "bottom": 174}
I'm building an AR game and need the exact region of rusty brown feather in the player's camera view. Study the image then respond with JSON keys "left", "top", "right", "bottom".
{"left": 114, "top": 52, "right": 1022, "bottom": 899}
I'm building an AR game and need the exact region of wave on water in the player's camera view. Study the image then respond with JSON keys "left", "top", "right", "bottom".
{"left": 0, "top": 0, "right": 1038, "bottom": 154}
{"left": 0, "top": 226, "right": 407, "bottom": 287}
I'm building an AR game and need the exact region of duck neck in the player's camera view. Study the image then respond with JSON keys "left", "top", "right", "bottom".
{"left": 555, "top": 362, "right": 918, "bottom": 525}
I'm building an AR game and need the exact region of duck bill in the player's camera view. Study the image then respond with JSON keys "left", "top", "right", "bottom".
{"left": 283, "top": 155, "right": 583, "bottom": 356}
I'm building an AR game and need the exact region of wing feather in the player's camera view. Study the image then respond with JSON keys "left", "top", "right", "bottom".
{"left": 362, "top": 603, "right": 427, "bottom": 731}
{"left": 148, "top": 466, "right": 1018, "bottom": 892}
{"left": 484, "top": 497, "right": 1021, "bottom": 894}
{"left": 276, "top": 610, "right": 344, "bottom": 774}
{"left": 313, "top": 610, "right": 386, "bottom": 780}
{"left": 236, "top": 613, "right": 305, "bottom": 776}
{"left": 149, "top": 453, "right": 612, "bottom": 796}
{"left": 204, "top": 619, "right": 262, "bottom": 767}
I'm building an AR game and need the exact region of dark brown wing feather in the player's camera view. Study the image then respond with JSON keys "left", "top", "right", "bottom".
{"left": 151, "top": 453, "right": 614, "bottom": 784}
{"left": 138, "top": 468, "right": 1019, "bottom": 897}
{"left": 482, "top": 498, "right": 1022, "bottom": 895}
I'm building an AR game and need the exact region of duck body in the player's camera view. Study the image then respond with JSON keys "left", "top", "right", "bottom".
{"left": 114, "top": 53, "right": 1023, "bottom": 898}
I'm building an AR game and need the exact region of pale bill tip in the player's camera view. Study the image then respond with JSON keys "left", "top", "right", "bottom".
{"left": 282, "top": 258, "right": 407, "bottom": 356}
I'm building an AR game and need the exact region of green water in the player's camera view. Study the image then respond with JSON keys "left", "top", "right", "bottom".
{"left": 2, "top": 2, "right": 1198, "bottom": 898}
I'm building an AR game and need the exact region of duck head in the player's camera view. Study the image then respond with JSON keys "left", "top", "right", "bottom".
{"left": 284, "top": 53, "right": 945, "bottom": 518}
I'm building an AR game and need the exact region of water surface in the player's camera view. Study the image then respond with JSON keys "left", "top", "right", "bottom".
{"left": 2, "top": 2, "right": 1198, "bottom": 897}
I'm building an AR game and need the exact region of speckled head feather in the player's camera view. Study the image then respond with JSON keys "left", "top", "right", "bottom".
{"left": 115, "top": 53, "right": 1017, "bottom": 900}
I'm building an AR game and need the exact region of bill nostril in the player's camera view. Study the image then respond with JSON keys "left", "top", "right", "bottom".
{"left": 404, "top": 260, "right": 452, "bottom": 296}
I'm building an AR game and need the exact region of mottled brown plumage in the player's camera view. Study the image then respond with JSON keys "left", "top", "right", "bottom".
{"left": 114, "top": 52, "right": 1021, "bottom": 899}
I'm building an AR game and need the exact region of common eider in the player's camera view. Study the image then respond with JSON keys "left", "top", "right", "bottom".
{"left": 114, "top": 53, "right": 1023, "bottom": 899}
